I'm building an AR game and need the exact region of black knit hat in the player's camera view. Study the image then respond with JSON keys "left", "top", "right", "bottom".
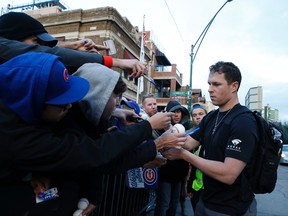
{"left": 0, "top": 12, "right": 57, "bottom": 47}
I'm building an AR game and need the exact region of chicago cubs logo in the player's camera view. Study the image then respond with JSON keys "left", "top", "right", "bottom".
{"left": 143, "top": 168, "right": 158, "bottom": 186}
{"left": 63, "top": 68, "right": 70, "bottom": 81}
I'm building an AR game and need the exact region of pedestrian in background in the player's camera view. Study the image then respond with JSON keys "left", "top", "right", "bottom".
{"left": 186, "top": 103, "right": 207, "bottom": 213}
{"left": 154, "top": 100, "right": 190, "bottom": 216}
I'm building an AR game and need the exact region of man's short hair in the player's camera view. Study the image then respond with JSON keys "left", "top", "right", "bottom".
{"left": 191, "top": 103, "right": 207, "bottom": 114}
{"left": 141, "top": 93, "right": 154, "bottom": 105}
{"left": 209, "top": 61, "right": 242, "bottom": 89}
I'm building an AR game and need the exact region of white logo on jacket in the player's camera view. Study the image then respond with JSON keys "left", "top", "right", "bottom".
{"left": 232, "top": 139, "right": 242, "bottom": 146}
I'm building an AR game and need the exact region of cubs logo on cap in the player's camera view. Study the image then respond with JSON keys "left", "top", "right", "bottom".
{"left": 63, "top": 69, "right": 70, "bottom": 81}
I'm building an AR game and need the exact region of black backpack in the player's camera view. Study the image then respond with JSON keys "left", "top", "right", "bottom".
{"left": 226, "top": 106, "right": 284, "bottom": 194}
{"left": 224, "top": 106, "right": 284, "bottom": 194}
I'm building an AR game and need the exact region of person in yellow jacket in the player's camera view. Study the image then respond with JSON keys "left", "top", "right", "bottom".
{"left": 186, "top": 103, "right": 207, "bottom": 212}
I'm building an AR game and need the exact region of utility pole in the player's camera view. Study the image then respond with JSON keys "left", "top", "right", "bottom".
{"left": 188, "top": 0, "right": 233, "bottom": 112}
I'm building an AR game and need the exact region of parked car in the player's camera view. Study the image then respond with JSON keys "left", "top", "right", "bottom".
{"left": 280, "top": 144, "right": 288, "bottom": 165}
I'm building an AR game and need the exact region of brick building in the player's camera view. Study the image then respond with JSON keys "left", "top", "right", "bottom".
{"left": 4, "top": 0, "right": 206, "bottom": 109}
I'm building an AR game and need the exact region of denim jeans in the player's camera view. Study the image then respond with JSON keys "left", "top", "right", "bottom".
{"left": 154, "top": 180, "right": 181, "bottom": 216}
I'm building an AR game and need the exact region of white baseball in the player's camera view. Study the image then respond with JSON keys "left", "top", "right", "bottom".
{"left": 173, "top": 124, "right": 185, "bottom": 133}
{"left": 73, "top": 209, "right": 83, "bottom": 216}
{"left": 77, "top": 198, "right": 89, "bottom": 210}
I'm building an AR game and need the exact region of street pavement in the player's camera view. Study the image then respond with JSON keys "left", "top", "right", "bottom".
{"left": 255, "top": 164, "right": 288, "bottom": 216}
{"left": 173, "top": 164, "right": 288, "bottom": 216}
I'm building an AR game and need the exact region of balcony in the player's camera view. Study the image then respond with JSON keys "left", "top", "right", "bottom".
{"left": 151, "top": 64, "right": 182, "bottom": 85}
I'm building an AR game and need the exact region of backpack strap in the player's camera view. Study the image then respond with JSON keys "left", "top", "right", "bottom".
{"left": 222, "top": 104, "right": 252, "bottom": 125}
{"left": 202, "top": 104, "right": 251, "bottom": 130}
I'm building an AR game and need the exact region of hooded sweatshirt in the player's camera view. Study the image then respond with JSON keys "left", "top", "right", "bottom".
{"left": 69, "top": 63, "right": 157, "bottom": 204}
{"left": 72, "top": 63, "right": 157, "bottom": 171}
{"left": 158, "top": 100, "right": 190, "bottom": 182}
{"left": 73, "top": 63, "right": 120, "bottom": 126}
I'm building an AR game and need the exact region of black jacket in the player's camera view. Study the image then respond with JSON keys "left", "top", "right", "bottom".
{"left": 0, "top": 100, "right": 154, "bottom": 182}
{"left": 0, "top": 36, "right": 104, "bottom": 73}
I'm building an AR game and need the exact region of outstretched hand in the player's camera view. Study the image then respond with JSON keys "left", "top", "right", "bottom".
{"left": 154, "top": 129, "right": 186, "bottom": 150}
{"left": 63, "top": 38, "right": 110, "bottom": 53}
{"left": 161, "top": 147, "right": 187, "bottom": 160}
{"left": 113, "top": 59, "right": 146, "bottom": 78}
{"left": 82, "top": 203, "right": 96, "bottom": 216}
{"left": 111, "top": 108, "right": 139, "bottom": 126}
{"left": 143, "top": 154, "right": 167, "bottom": 168}
{"left": 148, "top": 112, "right": 174, "bottom": 130}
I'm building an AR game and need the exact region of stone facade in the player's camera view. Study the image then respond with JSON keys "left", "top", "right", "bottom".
{"left": 31, "top": 7, "right": 149, "bottom": 100}
{"left": 26, "top": 6, "right": 203, "bottom": 107}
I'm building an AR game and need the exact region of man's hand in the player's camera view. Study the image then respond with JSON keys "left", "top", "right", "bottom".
{"left": 57, "top": 39, "right": 103, "bottom": 53}
{"left": 111, "top": 108, "right": 139, "bottom": 126}
{"left": 30, "top": 176, "right": 51, "bottom": 194}
{"left": 161, "top": 147, "right": 187, "bottom": 160}
{"left": 154, "top": 130, "right": 186, "bottom": 150}
{"left": 82, "top": 203, "right": 96, "bottom": 216}
{"left": 94, "top": 44, "right": 110, "bottom": 52}
{"left": 143, "top": 154, "right": 167, "bottom": 168}
{"left": 113, "top": 59, "right": 146, "bottom": 78}
{"left": 148, "top": 112, "right": 174, "bottom": 130}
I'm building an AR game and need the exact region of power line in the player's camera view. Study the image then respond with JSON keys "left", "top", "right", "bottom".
{"left": 163, "top": 0, "right": 189, "bottom": 54}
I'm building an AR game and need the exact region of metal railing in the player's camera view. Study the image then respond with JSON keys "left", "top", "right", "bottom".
{"left": 94, "top": 173, "right": 150, "bottom": 216}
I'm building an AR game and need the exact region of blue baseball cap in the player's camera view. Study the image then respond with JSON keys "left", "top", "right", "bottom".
{"left": 0, "top": 52, "right": 90, "bottom": 123}
{"left": 121, "top": 100, "right": 140, "bottom": 115}
{"left": 45, "top": 59, "right": 90, "bottom": 105}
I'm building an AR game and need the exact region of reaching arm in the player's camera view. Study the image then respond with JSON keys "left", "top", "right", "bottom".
{"left": 0, "top": 36, "right": 104, "bottom": 72}
{"left": 163, "top": 148, "right": 246, "bottom": 185}
{"left": 57, "top": 38, "right": 110, "bottom": 53}
{"left": 112, "top": 58, "right": 146, "bottom": 78}
{"left": 183, "top": 135, "right": 201, "bottom": 151}
{"left": 0, "top": 36, "right": 146, "bottom": 77}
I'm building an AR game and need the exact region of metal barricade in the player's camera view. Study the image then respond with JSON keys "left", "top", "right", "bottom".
{"left": 94, "top": 173, "right": 150, "bottom": 216}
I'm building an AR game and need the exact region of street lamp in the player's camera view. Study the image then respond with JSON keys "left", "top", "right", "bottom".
{"left": 188, "top": 0, "right": 233, "bottom": 112}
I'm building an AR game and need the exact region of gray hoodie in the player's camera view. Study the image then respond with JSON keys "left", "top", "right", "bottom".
{"left": 73, "top": 63, "right": 120, "bottom": 126}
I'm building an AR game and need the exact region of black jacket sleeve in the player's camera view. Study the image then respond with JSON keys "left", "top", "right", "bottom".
{"left": 0, "top": 37, "right": 104, "bottom": 73}
{"left": 97, "top": 140, "right": 157, "bottom": 174}
{"left": 0, "top": 103, "right": 154, "bottom": 181}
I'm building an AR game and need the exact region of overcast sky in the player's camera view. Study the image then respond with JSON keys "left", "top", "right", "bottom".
{"left": 1, "top": 0, "right": 288, "bottom": 122}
